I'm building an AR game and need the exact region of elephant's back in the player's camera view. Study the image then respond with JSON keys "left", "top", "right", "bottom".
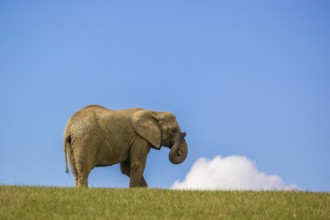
{"left": 83, "top": 105, "right": 110, "bottom": 111}
{"left": 65, "top": 105, "right": 141, "bottom": 135}
{"left": 65, "top": 105, "right": 111, "bottom": 134}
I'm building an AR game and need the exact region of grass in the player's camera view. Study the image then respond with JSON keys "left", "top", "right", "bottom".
{"left": 1, "top": 186, "right": 329, "bottom": 219}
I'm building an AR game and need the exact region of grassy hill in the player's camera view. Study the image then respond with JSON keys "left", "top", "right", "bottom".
{"left": 1, "top": 186, "right": 329, "bottom": 219}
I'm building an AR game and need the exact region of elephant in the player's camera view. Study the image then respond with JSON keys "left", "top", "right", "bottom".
{"left": 63, "top": 105, "right": 188, "bottom": 188}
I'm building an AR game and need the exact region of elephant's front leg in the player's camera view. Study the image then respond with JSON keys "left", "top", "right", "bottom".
{"left": 129, "top": 142, "right": 150, "bottom": 188}
{"left": 120, "top": 161, "right": 148, "bottom": 187}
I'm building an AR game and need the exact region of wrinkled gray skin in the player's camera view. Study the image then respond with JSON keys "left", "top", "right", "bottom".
{"left": 64, "top": 105, "right": 188, "bottom": 188}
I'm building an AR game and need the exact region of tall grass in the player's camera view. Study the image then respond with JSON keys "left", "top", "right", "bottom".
{"left": 1, "top": 186, "right": 329, "bottom": 219}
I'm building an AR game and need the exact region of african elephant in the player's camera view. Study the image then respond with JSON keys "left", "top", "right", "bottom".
{"left": 63, "top": 105, "right": 188, "bottom": 188}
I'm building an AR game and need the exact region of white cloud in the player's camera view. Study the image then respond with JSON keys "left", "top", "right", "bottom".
{"left": 171, "top": 155, "right": 297, "bottom": 190}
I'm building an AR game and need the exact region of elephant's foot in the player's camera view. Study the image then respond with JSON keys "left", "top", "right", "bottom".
{"left": 140, "top": 177, "right": 148, "bottom": 188}
{"left": 77, "top": 177, "right": 88, "bottom": 187}
{"left": 75, "top": 164, "right": 91, "bottom": 187}
{"left": 129, "top": 176, "right": 148, "bottom": 188}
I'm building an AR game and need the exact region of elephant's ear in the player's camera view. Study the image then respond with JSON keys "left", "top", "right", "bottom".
{"left": 132, "top": 110, "right": 161, "bottom": 149}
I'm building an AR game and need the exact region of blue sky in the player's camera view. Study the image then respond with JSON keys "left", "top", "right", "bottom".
{"left": 1, "top": 1, "right": 329, "bottom": 191}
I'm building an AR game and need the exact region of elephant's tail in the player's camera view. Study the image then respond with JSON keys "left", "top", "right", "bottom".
{"left": 64, "top": 135, "right": 71, "bottom": 173}
{"left": 64, "top": 134, "right": 77, "bottom": 177}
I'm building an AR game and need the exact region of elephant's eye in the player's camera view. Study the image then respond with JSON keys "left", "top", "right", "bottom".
{"left": 170, "top": 128, "right": 178, "bottom": 134}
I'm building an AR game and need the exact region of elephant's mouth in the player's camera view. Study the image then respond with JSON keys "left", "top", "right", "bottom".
{"left": 169, "top": 132, "right": 188, "bottom": 164}
{"left": 169, "top": 140, "right": 174, "bottom": 149}
{"left": 169, "top": 132, "right": 185, "bottom": 149}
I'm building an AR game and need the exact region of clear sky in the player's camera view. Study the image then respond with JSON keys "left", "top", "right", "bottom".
{"left": 1, "top": 1, "right": 329, "bottom": 191}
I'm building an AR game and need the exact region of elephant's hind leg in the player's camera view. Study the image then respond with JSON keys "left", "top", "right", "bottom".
{"left": 69, "top": 161, "right": 79, "bottom": 186}
{"left": 76, "top": 163, "right": 92, "bottom": 187}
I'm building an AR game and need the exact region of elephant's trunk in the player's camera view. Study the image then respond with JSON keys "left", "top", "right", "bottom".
{"left": 169, "top": 132, "right": 188, "bottom": 164}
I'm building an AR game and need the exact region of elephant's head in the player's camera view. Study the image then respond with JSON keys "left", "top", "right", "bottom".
{"left": 132, "top": 110, "right": 188, "bottom": 164}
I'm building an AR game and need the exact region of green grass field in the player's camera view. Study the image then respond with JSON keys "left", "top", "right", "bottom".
{"left": 1, "top": 186, "right": 329, "bottom": 219}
